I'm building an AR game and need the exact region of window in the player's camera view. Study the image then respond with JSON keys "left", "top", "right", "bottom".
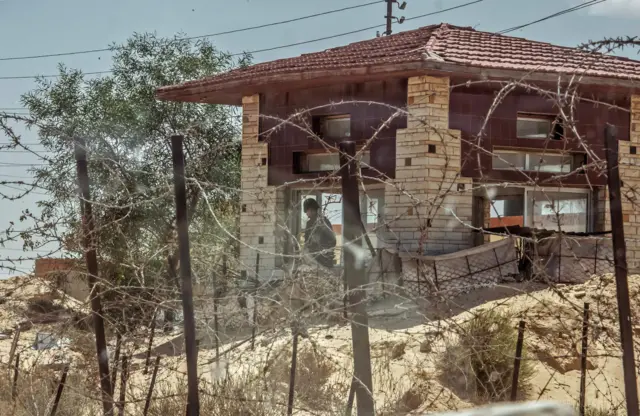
{"left": 528, "top": 190, "right": 589, "bottom": 233}
{"left": 313, "top": 114, "right": 351, "bottom": 139}
{"left": 486, "top": 185, "right": 590, "bottom": 233}
{"left": 294, "top": 151, "right": 371, "bottom": 173}
{"left": 527, "top": 153, "right": 571, "bottom": 173}
{"left": 493, "top": 150, "right": 583, "bottom": 174}
{"left": 517, "top": 113, "right": 564, "bottom": 140}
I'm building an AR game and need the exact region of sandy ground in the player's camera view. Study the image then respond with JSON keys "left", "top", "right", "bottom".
{"left": 1, "top": 272, "right": 638, "bottom": 414}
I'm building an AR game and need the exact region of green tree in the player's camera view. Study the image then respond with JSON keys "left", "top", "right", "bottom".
{"left": 16, "top": 33, "right": 249, "bottom": 331}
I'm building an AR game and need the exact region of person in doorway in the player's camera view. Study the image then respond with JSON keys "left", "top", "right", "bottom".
{"left": 303, "top": 198, "right": 337, "bottom": 268}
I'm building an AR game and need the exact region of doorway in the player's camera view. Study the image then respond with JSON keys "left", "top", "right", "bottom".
{"left": 292, "top": 188, "right": 385, "bottom": 266}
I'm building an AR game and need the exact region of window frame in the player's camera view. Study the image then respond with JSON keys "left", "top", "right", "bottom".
{"left": 313, "top": 114, "right": 351, "bottom": 140}
{"left": 485, "top": 184, "right": 592, "bottom": 233}
{"left": 294, "top": 149, "right": 372, "bottom": 174}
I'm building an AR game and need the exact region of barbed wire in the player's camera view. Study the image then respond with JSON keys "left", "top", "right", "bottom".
{"left": 0, "top": 34, "right": 638, "bottom": 416}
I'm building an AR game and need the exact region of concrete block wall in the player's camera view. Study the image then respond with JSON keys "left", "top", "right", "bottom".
{"left": 384, "top": 76, "right": 474, "bottom": 254}
{"left": 239, "top": 95, "right": 283, "bottom": 281}
{"left": 619, "top": 95, "right": 640, "bottom": 273}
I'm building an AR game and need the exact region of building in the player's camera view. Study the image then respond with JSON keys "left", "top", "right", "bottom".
{"left": 157, "top": 23, "right": 640, "bottom": 280}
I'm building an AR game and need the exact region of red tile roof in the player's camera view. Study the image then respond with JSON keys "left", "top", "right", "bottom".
{"left": 157, "top": 23, "right": 640, "bottom": 104}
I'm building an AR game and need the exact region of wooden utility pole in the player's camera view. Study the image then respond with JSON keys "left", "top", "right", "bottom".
{"left": 74, "top": 138, "right": 114, "bottom": 415}
{"left": 605, "top": 124, "right": 639, "bottom": 416}
{"left": 339, "top": 141, "right": 375, "bottom": 415}
{"left": 170, "top": 135, "right": 200, "bottom": 415}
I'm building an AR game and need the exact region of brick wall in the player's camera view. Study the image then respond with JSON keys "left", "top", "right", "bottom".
{"left": 383, "top": 76, "right": 474, "bottom": 254}
{"left": 619, "top": 95, "right": 640, "bottom": 273}
{"left": 239, "top": 94, "right": 284, "bottom": 281}
{"left": 34, "top": 258, "right": 77, "bottom": 278}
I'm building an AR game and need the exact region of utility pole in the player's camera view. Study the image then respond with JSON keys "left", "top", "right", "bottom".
{"left": 383, "top": 0, "right": 407, "bottom": 36}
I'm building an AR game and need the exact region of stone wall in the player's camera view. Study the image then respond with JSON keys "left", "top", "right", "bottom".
{"left": 383, "top": 76, "right": 474, "bottom": 255}
{"left": 239, "top": 95, "right": 283, "bottom": 281}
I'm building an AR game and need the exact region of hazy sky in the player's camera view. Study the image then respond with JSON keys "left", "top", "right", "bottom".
{"left": 0, "top": 0, "right": 639, "bottom": 277}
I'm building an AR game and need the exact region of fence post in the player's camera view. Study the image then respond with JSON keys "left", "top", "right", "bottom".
{"left": 579, "top": 302, "right": 590, "bottom": 416}
{"left": 345, "top": 378, "right": 356, "bottom": 416}
{"left": 342, "top": 270, "right": 348, "bottom": 319}
{"left": 251, "top": 252, "right": 260, "bottom": 350}
{"left": 144, "top": 319, "right": 156, "bottom": 375}
{"left": 605, "top": 124, "right": 639, "bottom": 416}
{"left": 74, "top": 138, "right": 114, "bottom": 415}
{"left": 116, "top": 355, "right": 129, "bottom": 416}
{"left": 510, "top": 320, "right": 526, "bottom": 401}
{"left": 339, "top": 141, "right": 375, "bottom": 415}
{"left": 11, "top": 352, "right": 19, "bottom": 401}
{"left": 287, "top": 327, "right": 299, "bottom": 416}
{"left": 143, "top": 356, "right": 161, "bottom": 416}
{"left": 49, "top": 363, "right": 70, "bottom": 416}
{"left": 214, "top": 255, "right": 226, "bottom": 363}
{"left": 7, "top": 326, "right": 20, "bottom": 380}
{"left": 170, "top": 135, "right": 200, "bottom": 416}
{"left": 111, "top": 333, "right": 122, "bottom": 393}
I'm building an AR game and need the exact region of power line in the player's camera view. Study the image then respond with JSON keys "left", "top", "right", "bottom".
{"left": 0, "top": 0, "right": 484, "bottom": 81}
{"left": 0, "top": 173, "right": 37, "bottom": 179}
{"left": 0, "top": 1, "right": 383, "bottom": 62}
{"left": 405, "top": 0, "right": 484, "bottom": 22}
{"left": 0, "top": 162, "right": 48, "bottom": 167}
{"left": 498, "top": 0, "right": 605, "bottom": 34}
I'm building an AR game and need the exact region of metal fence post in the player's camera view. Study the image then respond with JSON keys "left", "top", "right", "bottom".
{"left": 116, "top": 355, "right": 129, "bottom": 416}
{"left": 605, "top": 124, "right": 639, "bottom": 416}
{"left": 143, "top": 356, "right": 162, "bottom": 416}
{"left": 251, "top": 252, "right": 260, "bottom": 350}
{"left": 111, "top": 333, "right": 121, "bottom": 393}
{"left": 286, "top": 328, "right": 299, "bottom": 416}
{"left": 339, "top": 141, "right": 375, "bottom": 415}
{"left": 510, "top": 320, "right": 526, "bottom": 401}
{"left": 579, "top": 303, "right": 590, "bottom": 416}
{"left": 170, "top": 135, "right": 200, "bottom": 415}
{"left": 74, "top": 137, "right": 114, "bottom": 415}
{"left": 11, "top": 352, "right": 19, "bottom": 401}
{"left": 49, "top": 363, "right": 70, "bottom": 416}
{"left": 144, "top": 320, "right": 156, "bottom": 375}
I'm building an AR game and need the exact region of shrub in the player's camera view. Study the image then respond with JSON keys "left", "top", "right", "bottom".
{"left": 438, "top": 309, "right": 536, "bottom": 403}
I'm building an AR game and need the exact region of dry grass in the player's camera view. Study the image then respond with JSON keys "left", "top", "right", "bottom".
{"left": 583, "top": 405, "right": 623, "bottom": 416}
{"left": 146, "top": 376, "right": 276, "bottom": 416}
{"left": 0, "top": 366, "right": 99, "bottom": 416}
{"left": 264, "top": 342, "right": 345, "bottom": 413}
{"left": 437, "top": 310, "right": 536, "bottom": 403}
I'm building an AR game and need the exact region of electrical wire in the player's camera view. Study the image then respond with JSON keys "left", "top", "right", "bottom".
{"left": 0, "top": 1, "right": 384, "bottom": 62}
{"left": 0, "top": 0, "right": 485, "bottom": 81}
{"left": 498, "top": 0, "right": 606, "bottom": 34}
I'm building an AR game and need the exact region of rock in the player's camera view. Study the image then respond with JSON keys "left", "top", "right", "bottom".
{"left": 419, "top": 340, "right": 432, "bottom": 353}
{"left": 573, "top": 290, "right": 587, "bottom": 299}
{"left": 390, "top": 342, "right": 406, "bottom": 360}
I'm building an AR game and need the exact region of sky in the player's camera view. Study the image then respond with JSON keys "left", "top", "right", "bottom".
{"left": 0, "top": 0, "right": 639, "bottom": 277}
